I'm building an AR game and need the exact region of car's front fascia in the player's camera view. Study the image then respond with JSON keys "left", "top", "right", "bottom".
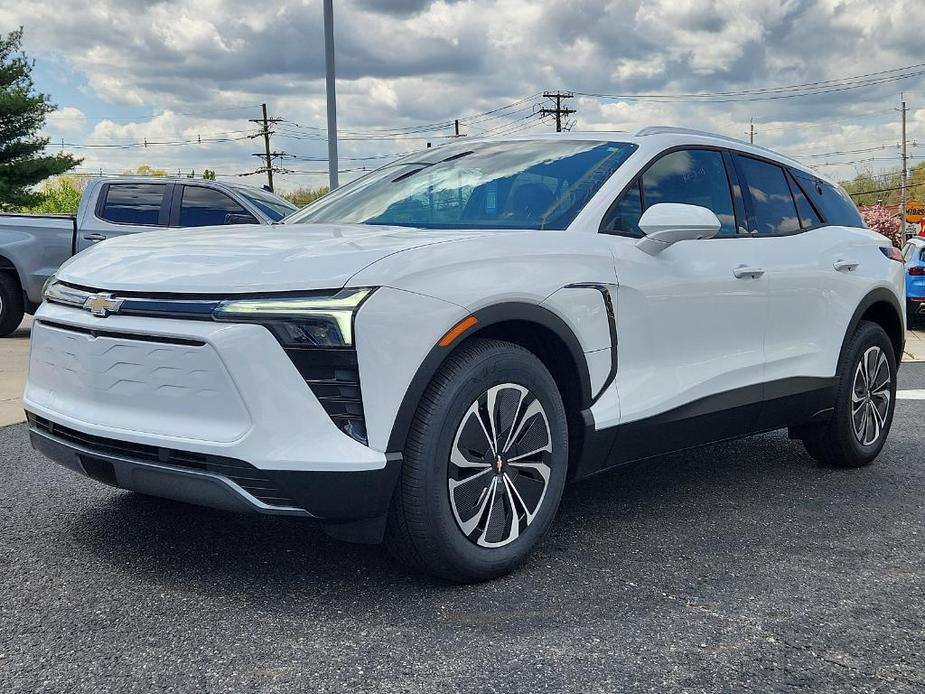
{"left": 25, "top": 279, "right": 459, "bottom": 542}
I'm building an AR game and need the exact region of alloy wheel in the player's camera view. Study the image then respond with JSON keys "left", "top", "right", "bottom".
{"left": 851, "top": 346, "right": 891, "bottom": 446}
{"left": 448, "top": 383, "right": 552, "bottom": 548}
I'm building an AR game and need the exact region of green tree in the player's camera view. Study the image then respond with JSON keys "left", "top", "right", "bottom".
{"left": 0, "top": 28, "right": 80, "bottom": 210}
{"left": 202, "top": 169, "right": 216, "bottom": 180}
{"left": 839, "top": 162, "right": 925, "bottom": 207}
{"left": 123, "top": 164, "right": 167, "bottom": 177}
{"left": 24, "top": 174, "right": 86, "bottom": 214}
{"left": 283, "top": 185, "right": 328, "bottom": 207}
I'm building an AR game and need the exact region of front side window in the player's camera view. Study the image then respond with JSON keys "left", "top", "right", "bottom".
{"left": 285, "top": 140, "right": 638, "bottom": 231}
{"left": 601, "top": 181, "right": 643, "bottom": 236}
{"left": 179, "top": 186, "right": 255, "bottom": 227}
{"left": 602, "top": 149, "right": 736, "bottom": 237}
{"left": 735, "top": 155, "right": 801, "bottom": 235}
{"left": 229, "top": 185, "right": 296, "bottom": 221}
{"left": 100, "top": 183, "right": 166, "bottom": 225}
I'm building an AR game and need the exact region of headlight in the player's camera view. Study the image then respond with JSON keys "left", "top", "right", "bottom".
{"left": 212, "top": 287, "right": 374, "bottom": 347}
{"left": 43, "top": 279, "right": 91, "bottom": 308}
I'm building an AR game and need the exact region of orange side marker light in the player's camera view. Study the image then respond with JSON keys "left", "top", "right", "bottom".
{"left": 438, "top": 316, "right": 478, "bottom": 347}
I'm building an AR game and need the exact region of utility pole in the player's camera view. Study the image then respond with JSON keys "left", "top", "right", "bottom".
{"left": 323, "top": 0, "right": 339, "bottom": 190}
{"left": 748, "top": 118, "right": 756, "bottom": 144}
{"left": 539, "top": 91, "right": 576, "bottom": 132}
{"left": 454, "top": 119, "right": 463, "bottom": 137}
{"left": 249, "top": 103, "right": 284, "bottom": 192}
{"left": 899, "top": 94, "right": 909, "bottom": 240}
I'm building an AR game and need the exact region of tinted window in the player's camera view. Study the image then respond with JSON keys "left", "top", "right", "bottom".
{"left": 100, "top": 184, "right": 165, "bottom": 225}
{"left": 786, "top": 170, "right": 822, "bottom": 228}
{"left": 791, "top": 171, "right": 865, "bottom": 228}
{"left": 230, "top": 185, "right": 296, "bottom": 221}
{"left": 602, "top": 181, "right": 643, "bottom": 236}
{"left": 641, "top": 149, "right": 736, "bottom": 236}
{"left": 736, "top": 156, "right": 800, "bottom": 235}
{"left": 286, "top": 140, "right": 638, "bottom": 231}
{"left": 179, "top": 186, "right": 254, "bottom": 226}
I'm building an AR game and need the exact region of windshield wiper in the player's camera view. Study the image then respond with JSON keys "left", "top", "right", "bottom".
{"left": 389, "top": 151, "right": 474, "bottom": 183}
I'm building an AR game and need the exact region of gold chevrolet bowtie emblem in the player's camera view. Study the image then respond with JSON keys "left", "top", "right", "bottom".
{"left": 83, "top": 293, "right": 124, "bottom": 318}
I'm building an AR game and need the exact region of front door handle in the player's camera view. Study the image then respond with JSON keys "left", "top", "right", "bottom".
{"left": 733, "top": 265, "right": 765, "bottom": 279}
{"left": 834, "top": 259, "right": 859, "bottom": 272}
{"left": 83, "top": 233, "right": 107, "bottom": 243}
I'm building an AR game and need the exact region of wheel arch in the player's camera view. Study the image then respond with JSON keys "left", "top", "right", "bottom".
{"left": 842, "top": 288, "right": 904, "bottom": 365}
{"left": 385, "top": 302, "right": 593, "bottom": 457}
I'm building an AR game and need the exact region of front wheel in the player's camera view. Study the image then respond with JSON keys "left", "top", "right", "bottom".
{"left": 385, "top": 338, "right": 569, "bottom": 582}
{"left": 803, "top": 321, "right": 896, "bottom": 468}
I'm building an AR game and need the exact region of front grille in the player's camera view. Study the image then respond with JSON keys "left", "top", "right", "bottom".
{"left": 284, "top": 347, "right": 367, "bottom": 444}
{"left": 28, "top": 415, "right": 298, "bottom": 508}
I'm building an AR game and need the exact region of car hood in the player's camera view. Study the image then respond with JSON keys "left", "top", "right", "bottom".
{"left": 56, "top": 223, "right": 486, "bottom": 294}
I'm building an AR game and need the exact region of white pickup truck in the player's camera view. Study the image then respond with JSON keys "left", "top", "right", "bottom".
{"left": 0, "top": 177, "right": 296, "bottom": 335}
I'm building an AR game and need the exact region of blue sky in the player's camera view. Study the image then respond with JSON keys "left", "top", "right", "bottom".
{"left": 4, "top": 0, "right": 924, "bottom": 191}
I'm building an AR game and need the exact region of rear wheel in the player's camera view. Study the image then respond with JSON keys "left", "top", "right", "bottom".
{"left": 0, "top": 272, "right": 24, "bottom": 338}
{"left": 385, "top": 338, "right": 568, "bottom": 582}
{"left": 803, "top": 321, "right": 896, "bottom": 468}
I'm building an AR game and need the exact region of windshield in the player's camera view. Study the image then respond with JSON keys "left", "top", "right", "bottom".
{"left": 285, "top": 139, "right": 637, "bottom": 230}
{"left": 230, "top": 184, "right": 297, "bottom": 222}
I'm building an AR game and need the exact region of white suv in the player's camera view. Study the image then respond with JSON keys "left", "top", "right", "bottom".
{"left": 26, "top": 128, "right": 905, "bottom": 581}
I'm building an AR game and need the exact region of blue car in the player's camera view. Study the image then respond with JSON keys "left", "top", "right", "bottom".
{"left": 902, "top": 237, "right": 925, "bottom": 327}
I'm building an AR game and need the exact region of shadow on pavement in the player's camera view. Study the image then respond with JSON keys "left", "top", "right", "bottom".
{"left": 62, "top": 428, "right": 877, "bottom": 607}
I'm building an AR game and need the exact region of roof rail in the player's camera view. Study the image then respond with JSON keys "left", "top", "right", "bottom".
{"left": 634, "top": 126, "right": 751, "bottom": 146}
{"left": 634, "top": 126, "right": 808, "bottom": 170}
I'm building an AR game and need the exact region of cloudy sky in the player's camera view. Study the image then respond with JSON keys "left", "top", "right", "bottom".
{"left": 2, "top": 0, "right": 923, "bottom": 192}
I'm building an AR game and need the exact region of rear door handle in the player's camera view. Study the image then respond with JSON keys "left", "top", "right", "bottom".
{"left": 83, "top": 233, "right": 107, "bottom": 243}
{"left": 834, "top": 259, "right": 859, "bottom": 272}
{"left": 733, "top": 265, "right": 765, "bottom": 279}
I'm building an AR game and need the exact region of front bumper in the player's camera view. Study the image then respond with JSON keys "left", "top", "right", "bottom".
{"left": 28, "top": 416, "right": 401, "bottom": 534}
{"left": 24, "top": 302, "right": 401, "bottom": 537}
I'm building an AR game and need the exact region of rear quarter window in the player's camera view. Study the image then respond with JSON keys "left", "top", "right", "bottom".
{"left": 791, "top": 171, "right": 864, "bottom": 228}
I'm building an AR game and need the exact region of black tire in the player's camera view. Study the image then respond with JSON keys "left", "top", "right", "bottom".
{"left": 907, "top": 302, "right": 918, "bottom": 331}
{"left": 802, "top": 321, "right": 896, "bottom": 468}
{"left": 0, "top": 272, "right": 25, "bottom": 338}
{"left": 385, "top": 338, "right": 569, "bottom": 582}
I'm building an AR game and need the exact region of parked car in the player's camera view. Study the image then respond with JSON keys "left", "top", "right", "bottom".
{"left": 0, "top": 177, "right": 296, "bottom": 335}
{"left": 902, "top": 236, "right": 925, "bottom": 328}
{"left": 26, "top": 129, "right": 905, "bottom": 581}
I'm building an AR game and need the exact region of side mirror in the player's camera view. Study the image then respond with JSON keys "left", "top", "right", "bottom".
{"left": 635, "top": 203, "right": 722, "bottom": 255}
{"left": 224, "top": 213, "right": 258, "bottom": 225}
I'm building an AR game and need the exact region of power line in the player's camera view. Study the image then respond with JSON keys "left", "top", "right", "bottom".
{"left": 572, "top": 62, "right": 925, "bottom": 103}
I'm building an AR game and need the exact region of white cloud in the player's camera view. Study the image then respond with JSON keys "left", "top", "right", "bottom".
{"left": 44, "top": 106, "right": 86, "bottom": 134}
{"left": 4, "top": 0, "right": 922, "bottom": 189}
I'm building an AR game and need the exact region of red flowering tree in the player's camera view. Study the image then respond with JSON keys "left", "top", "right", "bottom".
{"left": 859, "top": 205, "right": 903, "bottom": 248}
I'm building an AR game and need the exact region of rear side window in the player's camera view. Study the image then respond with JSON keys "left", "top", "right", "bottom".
{"left": 734, "top": 155, "right": 800, "bottom": 235}
{"left": 786, "top": 171, "right": 822, "bottom": 229}
{"left": 791, "top": 171, "right": 864, "bottom": 228}
{"left": 179, "top": 186, "right": 255, "bottom": 226}
{"left": 100, "top": 184, "right": 166, "bottom": 225}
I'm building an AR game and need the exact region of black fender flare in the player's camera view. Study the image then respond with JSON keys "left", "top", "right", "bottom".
{"left": 384, "top": 301, "right": 593, "bottom": 454}
{"left": 840, "top": 287, "right": 904, "bottom": 363}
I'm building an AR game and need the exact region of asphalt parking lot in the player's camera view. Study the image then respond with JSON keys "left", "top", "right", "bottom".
{"left": 0, "top": 366, "right": 923, "bottom": 693}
